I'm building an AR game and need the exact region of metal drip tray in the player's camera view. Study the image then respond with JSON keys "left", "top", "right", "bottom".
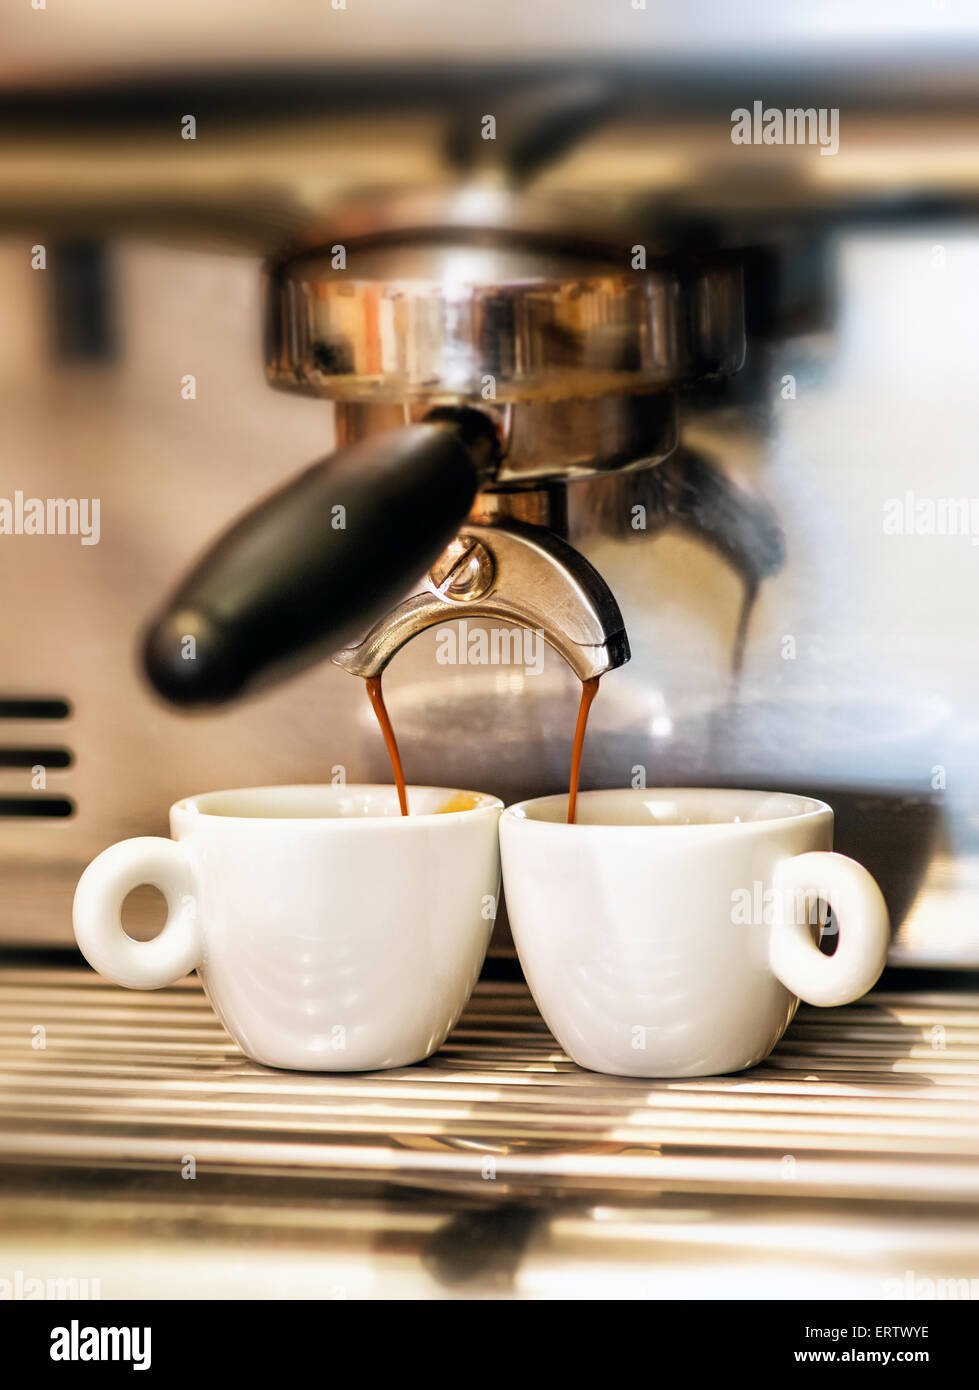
{"left": 1, "top": 964, "right": 978, "bottom": 1299}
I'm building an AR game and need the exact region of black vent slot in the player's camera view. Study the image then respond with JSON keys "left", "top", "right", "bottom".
{"left": 0, "top": 747, "right": 72, "bottom": 769}
{"left": 0, "top": 797, "right": 73, "bottom": 818}
{"left": 0, "top": 697, "right": 75, "bottom": 817}
{"left": 0, "top": 699, "right": 71, "bottom": 720}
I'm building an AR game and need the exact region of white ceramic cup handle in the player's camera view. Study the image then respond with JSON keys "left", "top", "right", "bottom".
{"left": 769, "top": 851, "right": 890, "bottom": 1007}
{"left": 73, "top": 837, "right": 200, "bottom": 990}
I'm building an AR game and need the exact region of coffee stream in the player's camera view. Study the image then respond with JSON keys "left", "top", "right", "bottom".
{"left": 366, "top": 671, "right": 600, "bottom": 824}
{"left": 364, "top": 675, "right": 409, "bottom": 817}
{"left": 567, "top": 676, "right": 600, "bottom": 824}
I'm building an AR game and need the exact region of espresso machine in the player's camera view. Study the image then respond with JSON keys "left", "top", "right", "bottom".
{"left": 2, "top": 7, "right": 979, "bottom": 1301}
{"left": 142, "top": 185, "right": 748, "bottom": 715}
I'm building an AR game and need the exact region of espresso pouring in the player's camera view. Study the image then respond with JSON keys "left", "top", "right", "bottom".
{"left": 365, "top": 667, "right": 600, "bottom": 824}
{"left": 365, "top": 675, "right": 409, "bottom": 817}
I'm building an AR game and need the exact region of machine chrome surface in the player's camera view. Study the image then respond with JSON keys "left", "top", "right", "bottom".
{"left": 1, "top": 964, "right": 977, "bottom": 1298}
{"left": 0, "top": 232, "right": 977, "bottom": 970}
{"left": 335, "top": 393, "right": 679, "bottom": 487}
{"left": 332, "top": 519, "right": 631, "bottom": 682}
{"left": 265, "top": 233, "right": 745, "bottom": 406}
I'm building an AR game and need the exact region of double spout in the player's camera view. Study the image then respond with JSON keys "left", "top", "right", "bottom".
{"left": 333, "top": 517, "right": 630, "bottom": 683}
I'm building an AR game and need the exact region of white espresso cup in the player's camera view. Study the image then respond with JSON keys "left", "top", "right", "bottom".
{"left": 500, "top": 788, "right": 890, "bottom": 1078}
{"left": 73, "top": 784, "right": 502, "bottom": 1071}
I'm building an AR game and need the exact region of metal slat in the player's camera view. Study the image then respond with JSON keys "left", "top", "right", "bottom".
{"left": 2, "top": 964, "right": 979, "bottom": 1297}
{"left": 1, "top": 966, "right": 978, "bottom": 1190}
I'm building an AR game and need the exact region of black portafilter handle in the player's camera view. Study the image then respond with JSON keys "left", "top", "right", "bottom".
{"left": 143, "top": 408, "right": 501, "bottom": 706}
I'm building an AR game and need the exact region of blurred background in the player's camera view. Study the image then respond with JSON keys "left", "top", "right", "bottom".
{"left": 0, "top": 0, "right": 978, "bottom": 1301}
{"left": 1, "top": 0, "right": 978, "bottom": 966}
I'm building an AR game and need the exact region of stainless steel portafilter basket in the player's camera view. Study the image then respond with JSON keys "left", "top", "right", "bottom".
{"left": 144, "top": 190, "right": 744, "bottom": 705}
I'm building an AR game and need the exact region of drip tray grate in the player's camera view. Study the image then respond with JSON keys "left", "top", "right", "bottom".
{"left": 1, "top": 964, "right": 978, "bottom": 1298}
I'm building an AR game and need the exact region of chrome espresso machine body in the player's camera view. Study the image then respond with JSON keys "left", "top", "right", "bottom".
{"left": 143, "top": 190, "right": 745, "bottom": 709}
{"left": 0, "top": 29, "right": 977, "bottom": 977}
